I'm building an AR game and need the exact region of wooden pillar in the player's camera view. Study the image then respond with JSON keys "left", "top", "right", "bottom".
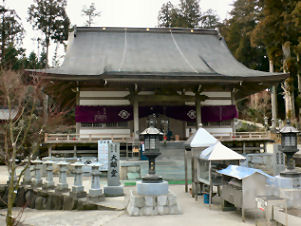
{"left": 184, "top": 149, "right": 188, "bottom": 193}
{"left": 209, "top": 160, "right": 212, "bottom": 208}
{"left": 195, "top": 95, "right": 201, "bottom": 128}
{"left": 133, "top": 96, "right": 139, "bottom": 141}
{"left": 231, "top": 89, "right": 237, "bottom": 133}
{"left": 48, "top": 145, "right": 52, "bottom": 157}
{"left": 191, "top": 149, "right": 195, "bottom": 198}
{"left": 73, "top": 145, "right": 77, "bottom": 157}
{"left": 76, "top": 84, "right": 80, "bottom": 134}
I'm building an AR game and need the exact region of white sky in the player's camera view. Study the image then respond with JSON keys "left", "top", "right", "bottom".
{"left": 5, "top": 0, "right": 234, "bottom": 65}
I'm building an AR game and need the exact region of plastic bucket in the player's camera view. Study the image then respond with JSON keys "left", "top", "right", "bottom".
{"left": 203, "top": 193, "right": 209, "bottom": 204}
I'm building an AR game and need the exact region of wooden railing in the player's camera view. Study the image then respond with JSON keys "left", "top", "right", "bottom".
{"left": 44, "top": 133, "right": 133, "bottom": 143}
{"left": 44, "top": 131, "right": 272, "bottom": 144}
{"left": 212, "top": 132, "right": 271, "bottom": 141}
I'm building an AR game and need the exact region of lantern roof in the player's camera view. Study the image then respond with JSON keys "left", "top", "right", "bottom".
{"left": 140, "top": 126, "right": 163, "bottom": 135}
{"left": 279, "top": 120, "right": 299, "bottom": 134}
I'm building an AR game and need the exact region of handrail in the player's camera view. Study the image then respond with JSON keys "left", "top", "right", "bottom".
{"left": 44, "top": 133, "right": 133, "bottom": 143}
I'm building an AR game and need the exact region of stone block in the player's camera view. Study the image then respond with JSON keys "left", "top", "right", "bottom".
{"left": 136, "top": 180, "right": 168, "bottom": 196}
{"left": 130, "top": 191, "right": 144, "bottom": 208}
{"left": 25, "top": 189, "right": 36, "bottom": 209}
{"left": 168, "top": 192, "right": 177, "bottom": 206}
{"left": 141, "top": 206, "right": 153, "bottom": 216}
{"left": 169, "top": 203, "right": 181, "bottom": 215}
{"left": 158, "top": 205, "right": 170, "bottom": 215}
{"left": 127, "top": 202, "right": 140, "bottom": 216}
{"left": 153, "top": 206, "right": 158, "bottom": 215}
{"left": 104, "top": 185, "right": 124, "bottom": 197}
{"left": 63, "top": 195, "right": 76, "bottom": 210}
{"left": 35, "top": 197, "right": 45, "bottom": 210}
{"left": 157, "top": 195, "right": 168, "bottom": 206}
{"left": 15, "top": 187, "right": 26, "bottom": 207}
{"left": 144, "top": 196, "right": 155, "bottom": 207}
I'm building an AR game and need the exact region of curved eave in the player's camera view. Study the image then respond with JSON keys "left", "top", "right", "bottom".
{"left": 25, "top": 69, "right": 288, "bottom": 84}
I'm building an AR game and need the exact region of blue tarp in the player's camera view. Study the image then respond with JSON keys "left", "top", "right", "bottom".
{"left": 217, "top": 165, "right": 273, "bottom": 180}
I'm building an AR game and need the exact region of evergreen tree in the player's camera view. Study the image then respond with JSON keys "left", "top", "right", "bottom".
{"left": 252, "top": 0, "right": 301, "bottom": 122}
{"left": 158, "top": 0, "right": 201, "bottom": 28}
{"left": 158, "top": 1, "right": 177, "bottom": 28}
{"left": 220, "top": 0, "right": 266, "bottom": 70}
{"left": 82, "top": 2, "right": 100, "bottom": 27}
{"left": 200, "top": 9, "right": 219, "bottom": 29}
{"left": 28, "top": 0, "right": 70, "bottom": 67}
{"left": 0, "top": 3, "right": 24, "bottom": 68}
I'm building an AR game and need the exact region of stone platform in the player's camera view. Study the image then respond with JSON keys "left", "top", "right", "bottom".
{"left": 127, "top": 190, "right": 181, "bottom": 216}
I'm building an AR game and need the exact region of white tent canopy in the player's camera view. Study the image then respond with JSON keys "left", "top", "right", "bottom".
{"left": 185, "top": 128, "right": 218, "bottom": 148}
{"left": 200, "top": 141, "right": 245, "bottom": 161}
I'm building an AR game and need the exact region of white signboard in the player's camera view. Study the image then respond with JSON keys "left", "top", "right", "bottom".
{"left": 98, "top": 140, "right": 112, "bottom": 171}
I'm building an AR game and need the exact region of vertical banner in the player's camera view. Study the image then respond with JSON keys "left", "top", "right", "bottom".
{"left": 98, "top": 140, "right": 112, "bottom": 171}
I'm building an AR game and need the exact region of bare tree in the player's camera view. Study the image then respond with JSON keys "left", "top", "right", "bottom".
{"left": 82, "top": 3, "right": 101, "bottom": 27}
{"left": 0, "top": 70, "right": 67, "bottom": 225}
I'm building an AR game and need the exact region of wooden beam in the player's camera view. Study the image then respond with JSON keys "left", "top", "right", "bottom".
{"left": 136, "top": 94, "right": 207, "bottom": 102}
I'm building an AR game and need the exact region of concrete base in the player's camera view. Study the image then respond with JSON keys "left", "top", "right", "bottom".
{"left": 70, "top": 190, "right": 86, "bottom": 198}
{"left": 55, "top": 184, "right": 70, "bottom": 193}
{"left": 88, "top": 194, "right": 105, "bottom": 202}
{"left": 89, "top": 188, "right": 103, "bottom": 197}
{"left": 42, "top": 183, "right": 55, "bottom": 190}
{"left": 127, "top": 190, "right": 181, "bottom": 216}
{"left": 136, "top": 180, "right": 168, "bottom": 196}
{"left": 104, "top": 185, "right": 124, "bottom": 197}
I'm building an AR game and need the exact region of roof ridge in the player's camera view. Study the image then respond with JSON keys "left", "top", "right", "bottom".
{"left": 75, "top": 26, "right": 218, "bottom": 35}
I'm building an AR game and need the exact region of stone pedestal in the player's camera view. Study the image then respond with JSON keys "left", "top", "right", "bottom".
{"left": 88, "top": 162, "right": 104, "bottom": 201}
{"left": 55, "top": 161, "right": 69, "bottom": 193}
{"left": 104, "top": 143, "right": 124, "bottom": 196}
{"left": 43, "top": 160, "right": 55, "bottom": 189}
{"left": 70, "top": 162, "right": 86, "bottom": 198}
{"left": 32, "top": 158, "right": 43, "bottom": 187}
{"left": 22, "top": 165, "right": 32, "bottom": 185}
{"left": 136, "top": 180, "right": 168, "bottom": 196}
{"left": 127, "top": 190, "right": 181, "bottom": 216}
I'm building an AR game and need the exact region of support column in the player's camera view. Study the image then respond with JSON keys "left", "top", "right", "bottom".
{"left": 76, "top": 85, "right": 80, "bottom": 134}
{"left": 231, "top": 89, "right": 237, "bottom": 134}
{"left": 195, "top": 95, "right": 201, "bottom": 128}
{"left": 133, "top": 96, "right": 139, "bottom": 141}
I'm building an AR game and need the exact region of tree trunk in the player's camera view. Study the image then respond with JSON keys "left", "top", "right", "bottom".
{"left": 297, "top": 53, "right": 301, "bottom": 124}
{"left": 282, "top": 42, "right": 296, "bottom": 123}
{"left": 270, "top": 59, "right": 277, "bottom": 129}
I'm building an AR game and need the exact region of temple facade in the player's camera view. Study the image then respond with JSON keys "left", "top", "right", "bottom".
{"left": 29, "top": 27, "right": 287, "bottom": 141}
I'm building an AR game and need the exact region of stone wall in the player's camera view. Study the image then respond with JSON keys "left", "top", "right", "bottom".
{"left": 0, "top": 185, "right": 122, "bottom": 211}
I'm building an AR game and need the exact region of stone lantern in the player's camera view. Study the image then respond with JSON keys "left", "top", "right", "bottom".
{"left": 279, "top": 120, "right": 300, "bottom": 177}
{"left": 140, "top": 117, "right": 163, "bottom": 183}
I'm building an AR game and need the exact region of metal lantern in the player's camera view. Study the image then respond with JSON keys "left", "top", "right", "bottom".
{"left": 279, "top": 120, "right": 299, "bottom": 171}
{"left": 140, "top": 118, "right": 163, "bottom": 183}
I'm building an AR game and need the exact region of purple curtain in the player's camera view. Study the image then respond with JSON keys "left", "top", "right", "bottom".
{"left": 75, "top": 105, "right": 238, "bottom": 123}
